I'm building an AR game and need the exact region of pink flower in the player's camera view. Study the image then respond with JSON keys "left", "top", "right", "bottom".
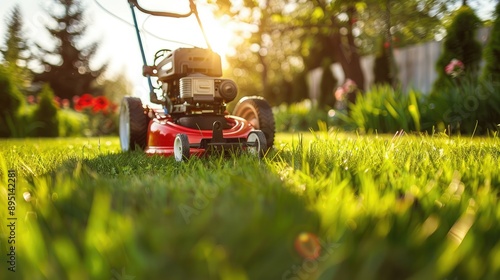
{"left": 62, "top": 99, "right": 70, "bottom": 109}
{"left": 27, "top": 95, "right": 35, "bottom": 104}
{"left": 335, "top": 87, "right": 346, "bottom": 101}
{"left": 445, "top": 59, "right": 464, "bottom": 78}
{"left": 342, "top": 79, "right": 357, "bottom": 92}
{"left": 334, "top": 79, "right": 358, "bottom": 101}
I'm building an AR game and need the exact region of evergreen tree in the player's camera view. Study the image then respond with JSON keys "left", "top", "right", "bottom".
{"left": 432, "top": 5, "right": 482, "bottom": 92}
{"left": 1, "top": 5, "right": 31, "bottom": 91}
{"left": 33, "top": 84, "right": 59, "bottom": 137}
{"left": 482, "top": 1, "right": 500, "bottom": 82}
{"left": 34, "top": 0, "right": 106, "bottom": 100}
{"left": 1, "top": 5, "right": 29, "bottom": 66}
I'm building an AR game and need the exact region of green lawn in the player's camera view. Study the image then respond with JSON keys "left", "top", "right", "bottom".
{"left": 1, "top": 133, "right": 499, "bottom": 280}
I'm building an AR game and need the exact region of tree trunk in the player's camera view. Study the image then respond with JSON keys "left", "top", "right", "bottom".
{"left": 329, "top": 8, "right": 365, "bottom": 103}
{"left": 259, "top": 0, "right": 270, "bottom": 101}
{"left": 386, "top": 0, "right": 399, "bottom": 88}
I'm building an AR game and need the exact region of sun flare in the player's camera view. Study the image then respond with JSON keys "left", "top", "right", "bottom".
{"left": 199, "top": 15, "right": 236, "bottom": 67}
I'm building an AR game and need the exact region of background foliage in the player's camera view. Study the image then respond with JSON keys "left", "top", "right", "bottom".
{"left": 0, "top": 1, "right": 499, "bottom": 138}
{"left": 338, "top": 84, "right": 422, "bottom": 133}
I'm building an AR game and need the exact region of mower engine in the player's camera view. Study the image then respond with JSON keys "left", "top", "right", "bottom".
{"left": 151, "top": 48, "right": 236, "bottom": 115}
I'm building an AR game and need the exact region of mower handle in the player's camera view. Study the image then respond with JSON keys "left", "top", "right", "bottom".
{"left": 128, "top": 0, "right": 195, "bottom": 18}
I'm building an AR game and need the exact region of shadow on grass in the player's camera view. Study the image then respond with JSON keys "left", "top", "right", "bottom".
{"left": 13, "top": 150, "right": 323, "bottom": 280}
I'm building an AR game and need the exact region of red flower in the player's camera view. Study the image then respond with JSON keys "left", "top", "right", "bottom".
{"left": 77, "top": 93, "right": 94, "bottom": 109}
{"left": 92, "top": 96, "right": 109, "bottom": 113}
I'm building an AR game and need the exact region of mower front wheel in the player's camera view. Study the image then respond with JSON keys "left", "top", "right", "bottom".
{"left": 247, "top": 130, "right": 267, "bottom": 158}
{"left": 120, "top": 97, "right": 149, "bottom": 151}
{"left": 174, "top": 134, "right": 190, "bottom": 162}
{"left": 233, "top": 96, "right": 275, "bottom": 150}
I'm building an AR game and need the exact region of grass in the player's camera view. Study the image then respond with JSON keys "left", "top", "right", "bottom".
{"left": 0, "top": 132, "right": 499, "bottom": 279}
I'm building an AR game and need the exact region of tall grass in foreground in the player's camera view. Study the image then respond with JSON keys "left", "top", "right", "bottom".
{"left": 0, "top": 134, "right": 499, "bottom": 279}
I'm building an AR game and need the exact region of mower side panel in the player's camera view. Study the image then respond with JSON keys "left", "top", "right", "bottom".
{"left": 144, "top": 115, "right": 254, "bottom": 156}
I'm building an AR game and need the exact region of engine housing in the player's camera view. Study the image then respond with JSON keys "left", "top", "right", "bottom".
{"left": 179, "top": 76, "right": 238, "bottom": 103}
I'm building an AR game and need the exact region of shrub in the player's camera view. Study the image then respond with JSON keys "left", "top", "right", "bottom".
{"left": 338, "top": 84, "right": 423, "bottom": 133}
{"left": 273, "top": 100, "right": 329, "bottom": 132}
{"left": 6, "top": 105, "right": 43, "bottom": 138}
{"left": 0, "top": 65, "right": 24, "bottom": 137}
{"left": 58, "top": 109, "right": 89, "bottom": 137}
{"left": 432, "top": 5, "right": 482, "bottom": 93}
{"left": 425, "top": 75, "right": 500, "bottom": 134}
{"left": 32, "top": 84, "right": 59, "bottom": 137}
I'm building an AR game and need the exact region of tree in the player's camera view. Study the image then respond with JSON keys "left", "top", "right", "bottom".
{"left": 319, "top": 62, "right": 337, "bottom": 107}
{"left": 270, "top": 0, "right": 452, "bottom": 99}
{"left": 213, "top": 0, "right": 309, "bottom": 105}
{"left": 1, "top": 5, "right": 31, "bottom": 91}
{"left": 34, "top": 0, "right": 107, "bottom": 100}
{"left": 214, "top": 0, "right": 458, "bottom": 104}
{"left": 33, "top": 84, "right": 59, "bottom": 137}
{"left": 373, "top": 37, "right": 392, "bottom": 86}
{"left": 290, "top": 71, "right": 310, "bottom": 104}
{"left": 432, "top": 5, "right": 482, "bottom": 92}
{"left": 482, "top": 1, "right": 500, "bottom": 82}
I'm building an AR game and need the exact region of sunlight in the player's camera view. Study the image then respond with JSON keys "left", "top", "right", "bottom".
{"left": 133, "top": 1, "right": 238, "bottom": 69}
{"left": 201, "top": 15, "right": 235, "bottom": 62}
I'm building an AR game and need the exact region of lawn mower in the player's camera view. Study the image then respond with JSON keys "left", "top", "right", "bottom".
{"left": 119, "top": 0, "right": 275, "bottom": 161}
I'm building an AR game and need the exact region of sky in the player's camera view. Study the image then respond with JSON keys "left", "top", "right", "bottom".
{"left": 0, "top": 0, "right": 497, "bottom": 100}
{"left": 0, "top": 0, "right": 237, "bottom": 100}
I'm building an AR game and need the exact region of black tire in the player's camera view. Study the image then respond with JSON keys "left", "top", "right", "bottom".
{"left": 174, "top": 133, "right": 190, "bottom": 162}
{"left": 119, "top": 97, "right": 149, "bottom": 151}
{"left": 233, "top": 96, "right": 275, "bottom": 149}
{"left": 247, "top": 130, "right": 267, "bottom": 158}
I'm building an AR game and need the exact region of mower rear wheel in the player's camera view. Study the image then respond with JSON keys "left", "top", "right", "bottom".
{"left": 233, "top": 96, "right": 275, "bottom": 150}
{"left": 120, "top": 97, "right": 149, "bottom": 151}
{"left": 247, "top": 130, "right": 267, "bottom": 158}
{"left": 174, "top": 134, "right": 190, "bottom": 162}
